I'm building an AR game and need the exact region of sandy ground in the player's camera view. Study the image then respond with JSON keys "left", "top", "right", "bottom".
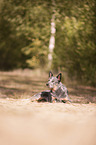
{"left": 0, "top": 98, "right": 96, "bottom": 145}
{"left": 0, "top": 70, "right": 96, "bottom": 145}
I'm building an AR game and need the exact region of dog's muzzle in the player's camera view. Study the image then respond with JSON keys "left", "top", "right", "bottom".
{"left": 46, "top": 83, "right": 53, "bottom": 89}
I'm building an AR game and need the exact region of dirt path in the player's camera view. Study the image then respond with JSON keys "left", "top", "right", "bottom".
{"left": 0, "top": 99, "right": 96, "bottom": 145}
{"left": 0, "top": 70, "right": 96, "bottom": 145}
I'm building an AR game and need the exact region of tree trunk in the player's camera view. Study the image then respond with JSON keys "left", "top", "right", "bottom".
{"left": 48, "top": 0, "right": 56, "bottom": 69}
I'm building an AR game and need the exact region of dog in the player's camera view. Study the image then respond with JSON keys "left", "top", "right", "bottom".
{"left": 30, "top": 71, "right": 71, "bottom": 103}
{"left": 46, "top": 71, "right": 71, "bottom": 103}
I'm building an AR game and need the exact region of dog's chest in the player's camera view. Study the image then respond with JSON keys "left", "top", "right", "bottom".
{"left": 55, "top": 87, "right": 62, "bottom": 96}
{"left": 51, "top": 83, "right": 67, "bottom": 98}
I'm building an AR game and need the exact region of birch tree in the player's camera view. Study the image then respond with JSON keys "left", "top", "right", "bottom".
{"left": 48, "top": 0, "right": 56, "bottom": 69}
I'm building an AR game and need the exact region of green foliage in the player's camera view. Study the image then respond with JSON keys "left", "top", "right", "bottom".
{"left": 0, "top": 0, "right": 51, "bottom": 69}
{"left": 53, "top": 0, "right": 96, "bottom": 86}
{"left": 0, "top": 0, "right": 96, "bottom": 86}
{"left": 21, "top": 3, "right": 51, "bottom": 68}
{"left": 0, "top": 0, "right": 29, "bottom": 70}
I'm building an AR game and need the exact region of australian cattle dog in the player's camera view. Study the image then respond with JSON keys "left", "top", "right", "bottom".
{"left": 30, "top": 71, "right": 71, "bottom": 103}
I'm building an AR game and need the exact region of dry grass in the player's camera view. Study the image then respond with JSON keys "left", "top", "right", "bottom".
{"left": 0, "top": 69, "right": 96, "bottom": 145}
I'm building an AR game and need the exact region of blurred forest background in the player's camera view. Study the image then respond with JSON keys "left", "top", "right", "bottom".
{"left": 0, "top": 0, "right": 96, "bottom": 86}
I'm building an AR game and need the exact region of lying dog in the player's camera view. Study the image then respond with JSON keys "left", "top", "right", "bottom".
{"left": 30, "top": 71, "right": 71, "bottom": 103}
{"left": 46, "top": 71, "right": 71, "bottom": 103}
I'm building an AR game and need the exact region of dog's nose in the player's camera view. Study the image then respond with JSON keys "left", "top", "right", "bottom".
{"left": 46, "top": 83, "right": 49, "bottom": 86}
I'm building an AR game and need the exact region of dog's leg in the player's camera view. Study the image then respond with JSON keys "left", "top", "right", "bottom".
{"left": 37, "top": 97, "right": 47, "bottom": 102}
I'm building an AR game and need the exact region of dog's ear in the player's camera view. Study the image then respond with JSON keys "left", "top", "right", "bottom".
{"left": 56, "top": 73, "right": 62, "bottom": 82}
{"left": 49, "top": 71, "right": 53, "bottom": 77}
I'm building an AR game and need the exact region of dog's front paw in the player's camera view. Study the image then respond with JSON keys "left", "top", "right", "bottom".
{"left": 61, "top": 100, "right": 67, "bottom": 103}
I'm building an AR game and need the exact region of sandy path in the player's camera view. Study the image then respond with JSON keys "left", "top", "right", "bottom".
{"left": 0, "top": 98, "right": 96, "bottom": 145}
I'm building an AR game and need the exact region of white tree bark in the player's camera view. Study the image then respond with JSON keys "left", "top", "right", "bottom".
{"left": 48, "top": 0, "right": 56, "bottom": 69}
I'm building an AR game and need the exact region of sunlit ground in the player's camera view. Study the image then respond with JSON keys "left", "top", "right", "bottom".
{"left": 0, "top": 69, "right": 96, "bottom": 145}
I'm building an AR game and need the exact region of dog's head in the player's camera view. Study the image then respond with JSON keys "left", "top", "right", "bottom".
{"left": 46, "top": 71, "right": 62, "bottom": 90}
